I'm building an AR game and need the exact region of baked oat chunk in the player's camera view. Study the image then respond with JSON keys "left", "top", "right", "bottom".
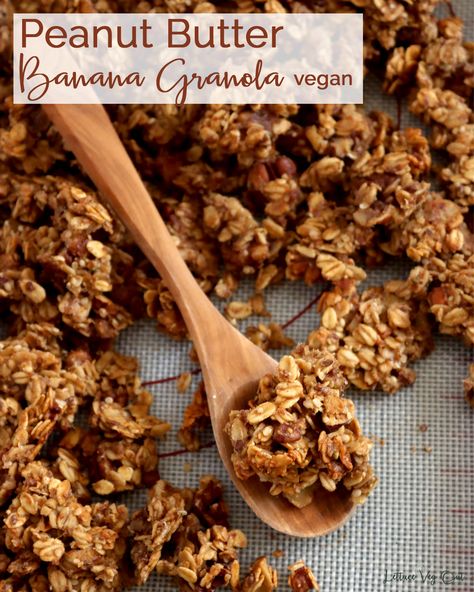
{"left": 2, "top": 461, "right": 128, "bottom": 591}
{"left": 202, "top": 193, "right": 271, "bottom": 274}
{"left": 409, "top": 86, "right": 473, "bottom": 207}
{"left": 245, "top": 322, "right": 294, "bottom": 353}
{"left": 55, "top": 350, "right": 170, "bottom": 495}
{"left": 345, "top": 126, "right": 431, "bottom": 229}
{"left": 423, "top": 253, "right": 474, "bottom": 346}
{"left": 380, "top": 10, "right": 474, "bottom": 208}
{"left": 194, "top": 104, "right": 297, "bottom": 168}
{"left": 288, "top": 112, "right": 432, "bottom": 283}
{"left": 309, "top": 279, "right": 433, "bottom": 393}
{"left": 385, "top": 16, "right": 474, "bottom": 206}
{"left": 384, "top": 16, "right": 473, "bottom": 99}
{"left": 0, "top": 173, "right": 135, "bottom": 338}
{"left": 90, "top": 351, "right": 170, "bottom": 441}
{"left": 0, "top": 326, "right": 169, "bottom": 502}
{"left": 226, "top": 345, "right": 376, "bottom": 508}
{"left": 129, "top": 476, "right": 247, "bottom": 590}
{"left": 381, "top": 193, "right": 471, "bottom": 262}
{"left": 57, "top": 427, "right": 163, "bottom": 497}
{"left": 129, "top": 480, "right": 187, "bottom": 585}
{"left": 286, "top": 192, "right": 368, "bottom": 284}
{"left": 0, "top": 323, "right": 94, "bottom": 505}
{"left": 0, "top": 101, "right": 67, "bottom": 175}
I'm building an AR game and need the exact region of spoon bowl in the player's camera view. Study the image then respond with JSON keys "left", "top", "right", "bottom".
{"left": 201, "top": 325, "right": 355, "bottom": 537}
{"left": 44, "top": 103, "right": 356, "bottom": 537}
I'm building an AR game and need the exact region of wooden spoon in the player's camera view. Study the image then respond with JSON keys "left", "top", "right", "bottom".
{"left": 43, "top": 103, "right": 355, "bottom": 537}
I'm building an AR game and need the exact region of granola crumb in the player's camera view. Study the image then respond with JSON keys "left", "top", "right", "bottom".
{"left": 371, "top": 435, "right": 386, "bottom": 447}
{"left": 288, "top": 560, "right": 320, "bottom": 592}
{"left": 177, "top": 371, "right": 192, "bottom": 394}
{"left": 178, "top": 382, "right": 210, "bottom": 451}
{"left": 241, "top": 556, "right": 278, "bottom": 591}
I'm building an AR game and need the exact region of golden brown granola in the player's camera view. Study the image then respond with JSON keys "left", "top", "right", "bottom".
{"left": 0, "top": 323, "right": 93, "bottom": 506}
{"left": 382, "top": 13, "right": 474, "bottom": 207}
{"left": 0, "top": 173, "right": 136, "bottom": 338}
{"left": 56, "top": 349, "right": 170, "bottom": 495}
{"left": 226, "top": 345, "right": 377, "bottom": 508}
{"left": 129, "top": 480, "right": 187, "bottom": 585}
{"left": 309, "top": 278, "right": 434, "bottom": 393}
{"left": 129, "top": 476, "right": 247, "bottom": 590}
{"left": 381, "top": 193, "right": 472, "bottom": 262}
{"left": 423, "top": 254, "right": 474, "bottom": 346}
{"left": 0, "top": 320, "right": 170, "bottom": 509}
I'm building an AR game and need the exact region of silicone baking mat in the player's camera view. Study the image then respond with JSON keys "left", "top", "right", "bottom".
{"left": 118, "top": 3, "right": 474, "bottom": 590}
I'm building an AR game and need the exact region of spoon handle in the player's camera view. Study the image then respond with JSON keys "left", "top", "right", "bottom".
{"left": 43, "top": 104, "right": 224, "bottom": 338}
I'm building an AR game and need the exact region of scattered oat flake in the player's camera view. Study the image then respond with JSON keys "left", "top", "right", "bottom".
{"left": 177, "top": 371, "right": 192, "bottom": 394}
{"left": 226, "top": 301, "right": 253, "bottom": 320}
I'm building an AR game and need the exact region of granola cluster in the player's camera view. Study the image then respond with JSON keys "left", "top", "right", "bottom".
{"left": 129, "top": 476, "right": 245, "bottom": 589}
{"left": 384, "top": 15, "right": 473, "bottom": 206}
{"left": 2, "top": 461, "right": 129, "bottom": 591}
{"left": 309, "top": 279, "right": 433, "bottom": 393}
{"left": 226, "top": 345, "right": 377, "bottom": 508}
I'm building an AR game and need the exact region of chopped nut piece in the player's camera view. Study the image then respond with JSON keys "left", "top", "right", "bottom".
{"left": 288, "top": 560, "right": 320, "bottom": 592}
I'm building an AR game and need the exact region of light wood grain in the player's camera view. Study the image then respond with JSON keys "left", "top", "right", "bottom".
{"left": 43, "top": 103, "right": 355, "bottom": 537}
